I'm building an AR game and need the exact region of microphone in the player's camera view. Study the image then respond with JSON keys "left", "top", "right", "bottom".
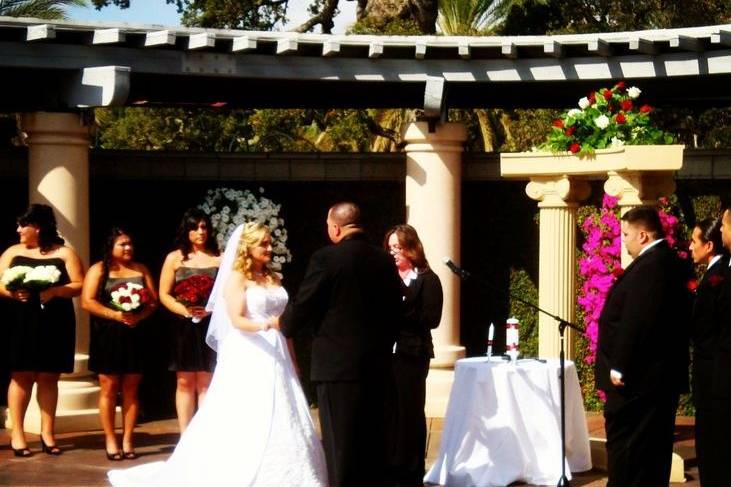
{"left": 443, "top": 257, "right": 470, "bottom": 280}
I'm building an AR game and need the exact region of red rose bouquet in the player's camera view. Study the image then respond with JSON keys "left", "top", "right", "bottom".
{"left": 109, "top": 282, "right": 151, "bottom": 313}
{"left": 174, "top": 274, "right": 215, "bottom": 323}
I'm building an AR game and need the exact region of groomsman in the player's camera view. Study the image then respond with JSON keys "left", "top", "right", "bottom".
{"left": 596, "top": 206, "right": 692, "bottom": 487}
{"left": 281, "top": 202, "right": 403, "bottom": 487}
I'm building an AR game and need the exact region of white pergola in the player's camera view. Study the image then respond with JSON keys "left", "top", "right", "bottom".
{"left": 1, "top": 17, "right": 729, "bottom": 425}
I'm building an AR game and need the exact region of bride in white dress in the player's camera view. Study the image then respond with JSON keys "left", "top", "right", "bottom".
{"left": 108, "top": 222, "right": 328, "bottom": 487}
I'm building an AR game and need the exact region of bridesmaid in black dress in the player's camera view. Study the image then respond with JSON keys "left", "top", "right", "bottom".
{"left": 159, "top": 209, "right": 220, "bottom": 433}
{"left": 0, "top": 204, "right": 84, "bottom": 457}
{"left": 81, "top": 227, "right": 158, "bottom": 461}
{"left": 688, "top": 217, "right": 729, "bottom": 487}
{"left": 384, "top": 224, "right": 443, "bottom": 487}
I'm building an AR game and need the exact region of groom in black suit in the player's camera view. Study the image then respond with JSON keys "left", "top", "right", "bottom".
{"left": 281, "top": 202, "right": 403, "bottom": 487}
{"left": 596, "top": 206, "right": 692, "bottom": 487}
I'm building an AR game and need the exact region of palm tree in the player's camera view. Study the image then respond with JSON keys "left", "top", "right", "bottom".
{"left": 0, "top": 0, "right": 87, "bottom": 19}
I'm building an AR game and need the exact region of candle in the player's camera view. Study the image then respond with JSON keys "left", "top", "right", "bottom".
{"left": 486, "top": 323, "right": 494, "bottom": 358}
{"left": 506, "top": 317, "right": 520, "bottom": 362}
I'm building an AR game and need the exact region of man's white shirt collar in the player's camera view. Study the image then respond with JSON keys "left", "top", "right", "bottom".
{"left": 708, "top": 254, "right": 722, "bottom": 270}
{"left": 639, "top": 238, "right": 665, "bottom": 256}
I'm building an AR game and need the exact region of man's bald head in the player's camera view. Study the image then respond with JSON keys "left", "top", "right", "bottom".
{"left": 326, "top": 202, "right": 364, "bottom": 243}
{"left": 328, "top": 202, "right": 362, "bottom": 227}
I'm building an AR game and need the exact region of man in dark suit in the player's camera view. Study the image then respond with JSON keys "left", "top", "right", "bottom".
{"left": 595, "top": 206, "right": 692, "bottom": 487}
{"left": 281, "top": 202, "right": 403, "bottom": 487}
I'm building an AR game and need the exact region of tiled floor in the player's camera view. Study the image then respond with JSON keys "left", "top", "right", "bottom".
{"left": 0, "top": 413, "right": 700, "bottom": 486}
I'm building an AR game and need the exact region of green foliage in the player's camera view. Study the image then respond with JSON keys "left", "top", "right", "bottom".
{"left": 499, "top": 0, "right": 730, "bottom": 35}
{"left": 348, "top": 16, "right": 423, "bottom": 35}
{"left": 91, "top": 0, "right": 288, "bottom": 30}
{"left": 508, "top": 268, "right": 538, "bottom": 358}
{"left": 95, "top": 107, "right": 254, "bottom": 151}
{"left": 0, "top": 0, "right": 86, "bottom": 18}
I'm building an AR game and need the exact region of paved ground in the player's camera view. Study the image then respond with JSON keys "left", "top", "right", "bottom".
{"left": 0, "top": 413, "right": 700, "bottom": 486}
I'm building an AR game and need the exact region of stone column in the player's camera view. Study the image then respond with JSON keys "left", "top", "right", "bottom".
{"left": 526, "top": 176, "right": 590, "bottom": 359}
{"left": 12, "top": 112, "right": 105, "bottom": 433}
{"left": 403, "top": 121, "right": 467, "bottom": 417}
{"left": 604, "top": 171, "right": 676, "bottom": 267}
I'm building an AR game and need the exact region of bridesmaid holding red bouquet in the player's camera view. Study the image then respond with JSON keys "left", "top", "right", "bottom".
{"left": 159, "top": 209, "right": 220, "bottom": 433}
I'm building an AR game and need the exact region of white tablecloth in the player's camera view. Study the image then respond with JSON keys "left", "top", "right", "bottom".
{"left": 424, "top": 357, "right": 592, "bottom": 487}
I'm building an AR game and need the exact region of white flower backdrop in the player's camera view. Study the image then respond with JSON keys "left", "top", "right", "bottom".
{"left": 198, "top": 187, "right": 292, "bottom": 270}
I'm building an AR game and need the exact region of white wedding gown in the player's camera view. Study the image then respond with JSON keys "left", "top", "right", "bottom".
{"left": 108, "top": 284, "right": 328, "bottom": 487}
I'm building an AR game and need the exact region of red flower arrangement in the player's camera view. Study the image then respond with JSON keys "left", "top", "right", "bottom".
{"left": 174, "top": 274, "right": 215, "bottom": 323}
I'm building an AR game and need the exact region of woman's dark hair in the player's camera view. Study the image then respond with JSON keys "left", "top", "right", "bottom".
{"left": 383, "top": 224, "right": 429, "bottom": 271}
{"left": 98, "top": 226, "right": 132, "bottom": 300}
{"left": 174, "top": 208, "right": 219, "bottom": 260}
{"left": 696, "top": 217, "right": 726, "bottom": 255}
{"left": 17, "top": 204, "right": 64, "bottom": 253}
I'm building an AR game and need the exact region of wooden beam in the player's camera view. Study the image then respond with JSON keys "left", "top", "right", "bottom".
{"left": 27, "top": 24, "right": 55, "bottom": 41}
{"left": 188, "top": 32, "right": 215, "bottom": 50}
{"left": 711, "top": 29, "right": 731, "bottom": 47}
{"left": 669, "top": 35, "right": 704, "bottom": 52}
{"left": 458, "top": 42, "right": 470, "bottom": 59}
{"left": 368, "top": 41, "right": 383, "bottom": 59}
{"left": 231, "top": 36, "right": 257, "bottom": 52}
{"left": 543, "top": 40, "right": 563, "bottom": 58}
{"left": 93, "top": 28, "right": 125, "bottom": 45}
{"left": 276, "top": 37, "right": 298, "bottom": 54}
{"left": 415, "top": 41, "right": 427, "bottom": 60}
{"left": 501, "top": 42, "right": 517, "bottom": 59}
{"left": 322, "top": 40, "right": 340, "bottom": 57}
{"left": 629, "top": 37, "right": 658, "bottom": 55}
{"left": 587, "top": 39, "right": 611, "bottom": 56}
{"left": 145, "top": 30, "right": 176, "bottom": 47}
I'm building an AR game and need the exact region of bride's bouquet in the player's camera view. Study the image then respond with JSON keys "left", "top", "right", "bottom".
{"left": 174, "top": 274, "right": 215, "bottom": 323}
{"left": 109, "top": 282, "right": 152, "bottom": 313}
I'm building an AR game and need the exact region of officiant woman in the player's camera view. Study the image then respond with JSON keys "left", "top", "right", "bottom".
{"left": 0, "top": 204, "right": 84, "bottom": 457}
{"left": 384, "top": 224, "right": 443, "bottom": 487}
{"left": 81, "top": 226, "right": 158, "bottom": 461}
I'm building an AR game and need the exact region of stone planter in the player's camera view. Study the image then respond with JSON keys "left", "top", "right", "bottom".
{"left": 500, "top": 145, "right": 684, "bottom": 178}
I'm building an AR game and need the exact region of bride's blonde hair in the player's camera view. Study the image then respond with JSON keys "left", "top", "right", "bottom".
{"left": 233, "top": 222, "right": 275, "bottom": 284}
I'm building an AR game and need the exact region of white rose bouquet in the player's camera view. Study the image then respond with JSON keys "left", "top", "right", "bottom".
{"left": 1, "top": 265, "right": 34, "bottom": 291}
{"left": 20, "top": 265, "right": 62, "bottom": 291}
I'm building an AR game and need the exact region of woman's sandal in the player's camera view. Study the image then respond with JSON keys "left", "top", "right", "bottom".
{"left": 122, "top": 450, "right": 138, "bottom": 460}
{"left": 12, "top": 444, "right": 32, "bottom": 457}
{"left": 41, "top": 438, "right": 62, "bottom": 456}
{"left": 106, "top": 450, "right": 123, "bottom": 461}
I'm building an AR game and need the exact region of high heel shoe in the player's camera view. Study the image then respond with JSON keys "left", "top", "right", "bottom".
{"left": 122, "top": 450, "right": 138, "bottom": 460}
{"left": 10, "top": 441, "right": 31, "bottom": 458}
{"left": 106, "top": 450, "right": 123, "bottom": 461}
{"left": 41, "top": 438, "right": 62, "bottom": 456}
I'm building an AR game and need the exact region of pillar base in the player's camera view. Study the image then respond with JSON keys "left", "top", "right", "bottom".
{"left": 431, "top": 344, "right": 465, "bottom": 369}
{"left": 425, "top": 368, "right": 457, "bottom": 418}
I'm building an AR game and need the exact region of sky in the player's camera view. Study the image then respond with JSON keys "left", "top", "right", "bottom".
{"left": 66, "top": 1, "right": 358, "bottom": 33}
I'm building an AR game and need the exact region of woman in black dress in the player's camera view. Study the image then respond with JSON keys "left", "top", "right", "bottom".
{"left": 384, "top": 224, "right": 443, "bottom": 487}
{"left": 81, "top": 227, "right": 158, "bottom": 460}
{"left": 688, "top": 217, "right": 729, "bottom": 486}
{"left": 159, "top": 209, "right": 220, "bottom": 433}
{"left": 0, "top": 204, "right": 84, "bottom": 457}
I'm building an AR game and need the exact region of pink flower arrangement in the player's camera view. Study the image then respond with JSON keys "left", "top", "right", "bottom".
{"left": 577, "top": 196, "right": 684, "bottom": 388}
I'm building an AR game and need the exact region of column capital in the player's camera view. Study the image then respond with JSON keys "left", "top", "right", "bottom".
{"left": 403, "top": 121, "right": 467, "bottom": 154}
{"left": 525, "top": 176, "right": 591, "bottom": 208}
{"left": 603, "top": 170, "right": 676, "bottom": 207}
{"left": 20, "top": 112, "right": 89, "bottom": 147}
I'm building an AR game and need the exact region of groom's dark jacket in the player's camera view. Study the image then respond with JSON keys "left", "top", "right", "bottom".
{"left": 595, "top": 240, "right": 692, "bottom": 397}
{"left": 281, "top": 232, "right": 403, "bottom": 381}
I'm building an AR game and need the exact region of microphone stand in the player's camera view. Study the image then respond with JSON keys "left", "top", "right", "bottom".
{"left": 445, "top": 261, "right": 583, "bottom": 487}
